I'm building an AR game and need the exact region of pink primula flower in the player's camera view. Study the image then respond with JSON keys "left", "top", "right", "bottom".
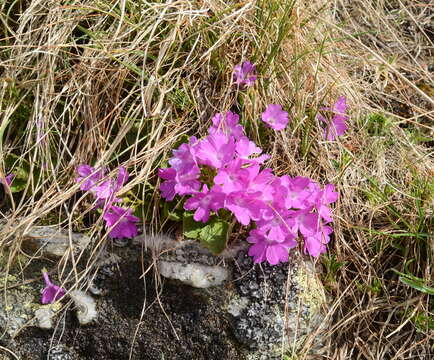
{"left": 209, "top": 111, "right": 244, "bottom": 140}
{"left": 159, "top": 166, "right": 201, "bottom": 200}
{"left": 256, "top": 208, "right": 295, "bottom": 242}
{"left": 103, "top": 206, "right": 139, "bottom": 239}
{"left": 247, "top": 229, "right": 297, "bottom": 265}
{"left": 214, "top": 159, "right": 251, "bottom": 194}
{"left": 315, "top": 184, "right": 339, "bottom": 222}
{"left": 183, "top": 185, "right": 225, "bottom": 222}
{"left": 317, "top": 96, "right": 349, "bottom": 141}
{"left": 196, "top": 133, "right": 236, "bottom": 169}
{"left": 76, "top": 165, "right": 105, "bottom": 192}
{"left": 174, "top": 166, "right": 201, "bottom": 196}
{"left": 5, "top": 173, "right": 14, "bottom": 186}
{"left": 1, "top": 173, "right": 14, "bottom": 188}
{"left": 244, "top": 168, "right": 287, "bottom": 213}
{"left": 92, "top": 166, "right": 129, "bottom": 209}
{"left": 41, "top": 271, "right": 66, "bottom": 304}
{"left": 304, "top": 225, "right": 333, "bottom": 257}
{"left": 261, "top": 104, "right": 289, "bottom": 131}
{"left": 280, "top": 175, "right": 312, "bottom": 209}
{"left": 246, "top": 167, "right": 274, "bottom": 193}
{"left": 76, "top": 165, "right": 128, "bottom": 207}
{"left": 233, "top": 61, "right": 257, "bottom": 88}
{"left": 235, "top": 136, "right": 270, "bottom": 165}
{"left": 225, "top": 191, "right": 264, "bottom": 226}
{"left": 168, "top": 136, "right": 199, "bottom": 171}
{"left": 288, "top": 210, "right": 319, "bottom": 237}
{"left": 158, "top": 168, "right": 177, "bottom": 201}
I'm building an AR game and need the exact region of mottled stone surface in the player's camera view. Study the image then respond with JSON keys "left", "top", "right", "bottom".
{"left": 0, "top": 274, "right": 36, "bottom": 338}
{"left": 0, "top": 247, "right": 242, "bottom": 360}
{"left": 231, "top": 251, "right": 328, "bottom": 359}
{"left": 0, "top": 234, "right": 328, "bottom": 360}
{"left": 21, "top": 226, "right": 91, "bottom": 259}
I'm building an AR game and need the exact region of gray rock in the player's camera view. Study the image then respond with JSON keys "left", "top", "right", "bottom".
{"left": 47, "top": 344, "right": 80, "bottom": 360}
{"left": 0, "top": 273, "right": 37, "bottom": 338}
{"left": 231, "top": 251, "right": 328, "bottom": 358}
{"left": 21, "top": 226, "right": 91, "bottom": 259}
{"left": 1, "top": 231, "right": 328, "bottom": 359}
{"left": 141, "top": 235, "right": 328, "bottom": 355}
{"left": 142, "top": 237, "right": 232, "bottom": 288}
{"left": 227, "top": 296, "right": 249, "bottom": 317}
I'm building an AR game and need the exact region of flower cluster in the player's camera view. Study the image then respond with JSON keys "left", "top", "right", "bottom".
{"left": 159, "top": 109, "right": 338, "bottom": 265}
{"left": 76, "top": 165, "right": 139, "bottom": 239}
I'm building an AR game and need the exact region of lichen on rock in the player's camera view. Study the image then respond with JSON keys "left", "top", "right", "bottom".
{"left": 229, "top": 250, "right": 329, "bottom": 358}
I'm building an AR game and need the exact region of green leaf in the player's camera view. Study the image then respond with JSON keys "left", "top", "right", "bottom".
{"left": 183, "top": 214, "right": 229, "bottom": 255}
{"left": 398, "top": 276, "right": 434, "bottom": 295}
{"left": 199, "top": 217, "right": 228, "bottom": 255}
{"left": 162, "top": 202, "right": 182, "bottom": 221}
{"left": 183, "top": 213, "right": 205, "bottom": 239}
{"left": 399, "top": 276, "right": 434, "bottom": 295}
{"left": 392, "top": 268, "right": 434, "bottom": 295}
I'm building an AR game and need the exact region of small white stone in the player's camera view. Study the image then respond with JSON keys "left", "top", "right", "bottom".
{"left": 35, "top": 308, "right": 55, "bottom": 329}
{"left": 69, "top": 290, "right": 97, "bottom": 325}
{"left": 158, "top": 261, "right": 229, "bottom": 288}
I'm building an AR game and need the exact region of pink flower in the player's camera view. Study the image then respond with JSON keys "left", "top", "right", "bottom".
{"left": 92, "top": 179, "right": 115, "bottom": 200}
{"left": 235, "top": 136, "right": 270, "bottom": 165}
{"left": 184, "top": 185, "right": 225, "bottom": 222}
{"left": 168, "top": 136, "right": 199, "bottom": 171}
{"left": 174, "top": 166, "right": 201, "bottom": 196}
{"left": 225, "top": 191, "right": 264, "bottom": 226}
{"left": 196, "top": 133, "right": 236, "bottom": 169}
{"left": 41, "top": 271, "right": 66, "bottom": 304}
{"left": 247, "top": 229, "right": 297, "bottom": 265}
{"left": 256, "top": 208, "right": 294, "bottom": 242}
{"left": 5, "top": 173, "right": 14, "bottom": 186}
{"left": 280, "top": 175, "right": 312, "bottom": 209}
{"left": 315, "top": 184, "right": 338, "bottom": 222}
{"left": 261, "top": 104, "right": 289, "bottom": 131}
{"left": 92, "top": 166, "right": 129, "bottom": 209}
{"left": 233, "top": 61, "right": 257, "bottom": 88}
{"left": 76, "top": 165, "right": 105, "bottom": 192}
{"left": 158, "top": 137, "right": 201, "bottom": 198}
{"left": 214, "top": 159, "right": 251, "bottom": 194}
{"left": 209, "top": 111, "right": 244, "bottom": 140}
{"left": 75, "top": 165, "right": 128, "bottom": 207}
{"left": 158, "top": 165, "right": 201, "bottom": 200}
{"left": 158, "top": 168, "right": 177, "bottom": 201}
{"left": 304, "top": 225, "right": 333, "bottom": 257}
{"left": 317, "top": 96, "right": 349, "bottom": 141}
{"left": 244, "top": 169, "right": 287, "bottom": 217}
{"left": 103, "top": 206, "right": 139, "bottom": 239}
{"left": 288, "top": 210, "right": 319, "bottom": 237}
{"left": 1, "top": 173, "right": 14, "bottom": 188}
